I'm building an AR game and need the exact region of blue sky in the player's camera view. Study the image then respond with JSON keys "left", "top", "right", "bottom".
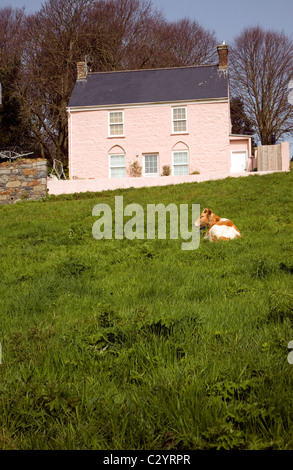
{"left": 2, "top": 0, "right": 293, "bottom": 43}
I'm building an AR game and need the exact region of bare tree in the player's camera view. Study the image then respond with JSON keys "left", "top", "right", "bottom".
{"left": 123, "top": 17, "right": 218, "bottom": 69}
{"left": 86, "top": 2, "right": 217, "bottom": 71}
{"left": 230, "top": 97, "right": 255, "bottom": 147}
{"left": 229, "top": 27, "right": 293, "bottom": 145}
{"left": 156, "top": 18, "right": 218, "bottom": 67}
{"left": 86, "top": 0, "right": 165, "bottom": 71}
{"left": 0, "top": 7, "right": 24, "bottom": 60}
{"left": 20, "top": 0, "right": 94, "bottom": 163}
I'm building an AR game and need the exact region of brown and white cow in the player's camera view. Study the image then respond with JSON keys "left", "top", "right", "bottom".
{"left": 194, "top": 208, "right": 241, "bottom": 242}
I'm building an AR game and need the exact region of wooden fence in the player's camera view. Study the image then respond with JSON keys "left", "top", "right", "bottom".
{"left": 257, "top": 144, "right": 282, "bottom": 171}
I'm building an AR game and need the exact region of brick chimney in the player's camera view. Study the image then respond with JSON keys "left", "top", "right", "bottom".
{"left": 217, "top": 41, "right": 228, "bottom": 69}
{"left": 76, "top": 61, "right": 87, "bottom": 80}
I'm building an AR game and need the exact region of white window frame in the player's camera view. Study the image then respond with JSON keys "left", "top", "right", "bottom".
{"left": 109, "top": 154, "right": 126, "bottom": 178}
{"left": 172, "top": 107, "right": 187, "bottom": 134}
{"left": 108, "top": 111, "right": 124, "bottom": 137}
{"left": 172, "top": 150, "right": 189, "bottom": 176}
{"left": 143, "top": 154, "right": 159, "bottom": 177}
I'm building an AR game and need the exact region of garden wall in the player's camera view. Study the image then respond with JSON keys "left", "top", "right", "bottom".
{"left": 47, "top": 169, "right": 288, "bottom": 196}
{"left": 0, "top": 159, "right": 47, "bottom": 205}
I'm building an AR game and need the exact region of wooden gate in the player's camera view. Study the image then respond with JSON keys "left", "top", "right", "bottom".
{"left": 257, "top": 144, "right": 282, "bottom": 171}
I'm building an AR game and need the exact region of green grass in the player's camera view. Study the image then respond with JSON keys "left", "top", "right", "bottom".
{"left": 0, "top": 171, "right": 293, "bottom": 450}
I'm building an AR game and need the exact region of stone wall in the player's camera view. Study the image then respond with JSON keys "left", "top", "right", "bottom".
{"left": 0, "top": 159, "right": 47, "bottom": 205}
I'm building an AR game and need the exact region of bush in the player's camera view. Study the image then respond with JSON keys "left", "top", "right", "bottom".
{"left": 162, "top": 165, "right": 171, "bottom": 176}
{"left": 129, "top": 160, "right": 142, "bottom": 177}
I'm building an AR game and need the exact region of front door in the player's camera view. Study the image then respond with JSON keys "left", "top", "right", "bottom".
{"left": 230, "top": 151, "right": 247, "bottom": 173}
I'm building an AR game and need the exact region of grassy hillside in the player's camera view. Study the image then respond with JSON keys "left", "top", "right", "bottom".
{"left": 0, "top": 171, "right": 293, "bottom": 450}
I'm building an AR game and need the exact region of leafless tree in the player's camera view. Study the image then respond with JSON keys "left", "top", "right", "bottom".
{"left": 86, "top": 2, "right": 217, "bottom": 70}
{"left": 20, "top": 0, "right": 94, "bottom": 163}
{"left": 86, "top": 0, "right": 165, "bottom": 70}
{"left": 156, "top": 18, "right": 218, "bottom": 67}
{"left": 229, "top": 27, "right": 293, "bottom": 145}
{"left": 0, "top": 6, "right": 24, "bottom": 61}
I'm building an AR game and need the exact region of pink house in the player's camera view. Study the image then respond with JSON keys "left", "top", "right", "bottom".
{"left": 63, "top": 43, "right": 253, "bottom": 192}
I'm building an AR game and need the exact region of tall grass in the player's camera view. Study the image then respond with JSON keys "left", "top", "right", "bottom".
{"left": 0, "top": 171, "right": 293, "bottom": 449}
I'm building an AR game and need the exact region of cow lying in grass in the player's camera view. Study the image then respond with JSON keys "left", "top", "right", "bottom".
{"left": 194, "top": 208, "right": 241, "bottom": 242}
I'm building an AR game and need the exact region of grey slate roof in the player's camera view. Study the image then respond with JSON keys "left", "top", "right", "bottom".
{"left": 68, "top": 65, "right": 228, "bottom": 108}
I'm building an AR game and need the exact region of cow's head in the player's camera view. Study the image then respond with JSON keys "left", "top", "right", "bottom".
{"left": 194, "top": 208, "right": 212, "bottom": 228}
